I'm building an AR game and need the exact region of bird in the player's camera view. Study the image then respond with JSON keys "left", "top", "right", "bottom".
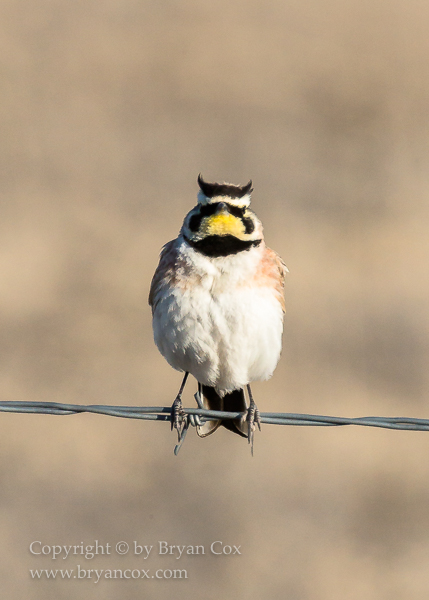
{"left": 149, "top": 174, "right": 287, "bottom": 452}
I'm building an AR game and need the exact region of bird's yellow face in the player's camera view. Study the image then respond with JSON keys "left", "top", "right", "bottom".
{"left": 200, "top": 211, "right": 246, "bottom": 239}
{"left": 182, "top": 199, "right": 263, "bottom": 258}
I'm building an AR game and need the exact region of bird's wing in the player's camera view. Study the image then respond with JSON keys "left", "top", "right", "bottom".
{"left": 258, "top": 246, "right": 288, "bottom": 313}
{"left": 148, "top": 239, "right": 179, "bottom": 313}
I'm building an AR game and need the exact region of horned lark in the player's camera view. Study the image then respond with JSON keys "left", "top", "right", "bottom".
{"left": 149, "top": 175, "right": 287, "bottom": 452}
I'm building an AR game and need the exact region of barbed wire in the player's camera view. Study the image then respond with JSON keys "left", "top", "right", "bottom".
{"left": 1, "top": 399, "right": 429, "bottom": 454}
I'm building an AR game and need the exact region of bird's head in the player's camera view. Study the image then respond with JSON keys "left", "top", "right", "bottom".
{"left": 181, "top": 175, "right": 263, "bottom": 257}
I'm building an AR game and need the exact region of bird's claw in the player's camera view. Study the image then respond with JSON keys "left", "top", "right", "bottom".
{"left": 246, "top": 399, "right": 261, "bottom": 456}
{"left": 171, "top": 395, "right": 187, "bottom": 442}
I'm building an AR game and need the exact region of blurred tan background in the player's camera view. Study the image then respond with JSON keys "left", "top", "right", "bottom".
{"left": 1, "top": 0, "right": 429, "bottom": 598}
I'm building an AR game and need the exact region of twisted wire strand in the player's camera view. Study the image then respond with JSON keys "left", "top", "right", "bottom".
{"left": 0, "top": 400, "right": 429, "bottom": 431}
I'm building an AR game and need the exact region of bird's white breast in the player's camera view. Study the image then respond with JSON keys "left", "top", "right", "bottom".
{"left": 152, "top": 238, "right": 284, "bottom": 394}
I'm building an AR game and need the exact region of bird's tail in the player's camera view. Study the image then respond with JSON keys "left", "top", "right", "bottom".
{"left": 196, "top": 385, "right": 248, "bottom": 438}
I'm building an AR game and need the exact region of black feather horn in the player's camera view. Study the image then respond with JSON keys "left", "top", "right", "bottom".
{"left": 197, "top": 174, "right": 253, "bottom": 199}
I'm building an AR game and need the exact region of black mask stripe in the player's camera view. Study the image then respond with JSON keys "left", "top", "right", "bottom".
{"left": 242, "top": 216, "right": 255, "bottom": 234}
{"left": 188, "top": 213, "right": 203, "bottom": 232}
{"left": 200, "top": 203, "right": 220, "bottom": 217}
{"left": 185, "top": 235, "right": 261, "bottom": 257}
{"left": 227, "top": 205, "right": 245, "bottom": 218}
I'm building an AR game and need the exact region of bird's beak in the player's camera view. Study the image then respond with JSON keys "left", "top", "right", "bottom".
{"left": 215, "top": 202, "right": 228, "bottom": 214}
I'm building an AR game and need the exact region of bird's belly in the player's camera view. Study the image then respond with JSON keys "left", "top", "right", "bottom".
{"left": 153, "top": 285, "right": 284, "bottom": 393}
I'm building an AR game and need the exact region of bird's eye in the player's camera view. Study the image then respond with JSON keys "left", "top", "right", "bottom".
{"left": 227, "top": 205, "right": 246, "bottom": 218}
{"left": 200, "top": 203, "right": 219, "bottom": 217}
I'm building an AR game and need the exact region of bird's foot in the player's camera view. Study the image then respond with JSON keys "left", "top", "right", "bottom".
{"left": 171, "top": 395, "right": 187, "bottom": 442}
{"left": 246, "top": 400, "right": 261, "bottom": 456}
{"left": 246, "top": 385, "right": 261, "bottom": 456}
